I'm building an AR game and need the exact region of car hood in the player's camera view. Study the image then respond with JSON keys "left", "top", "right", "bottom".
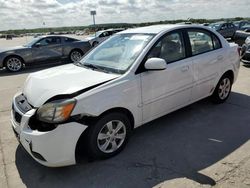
{"left": 0, "top": 46, "right": 27, "bottom": 53}
{"left": 23, "top": 64, "right": 119, "bottom": 107}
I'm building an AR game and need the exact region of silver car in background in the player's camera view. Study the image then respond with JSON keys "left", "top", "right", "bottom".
{"left": 85, "top": 28, "right": 125, "bottom": 47}
{"left": 0, "top": 35, "right": 91, "bottom": 72}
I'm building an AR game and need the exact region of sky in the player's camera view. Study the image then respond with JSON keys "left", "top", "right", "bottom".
{"left": 0, "top": 0, "right": 249, "bottom": 31}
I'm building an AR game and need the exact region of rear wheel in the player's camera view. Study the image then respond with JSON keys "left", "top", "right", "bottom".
{"left": 69, "top": 50, "right": 83, "bottom": 62}
{"left": 211, "top": 74, "right": 232, "bottom": 104}
{"left": 86, "top": 112, "right": 131, "bottom": 159}
{"left": 5, "top": 56, "right": 23, "bottom": 72}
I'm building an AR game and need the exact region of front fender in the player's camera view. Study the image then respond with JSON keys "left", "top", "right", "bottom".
{"left": 3, "top": 49, "right": 32, "bottom": 64}
{"left": 72, "top": 76, "right": 143, "bottom": 128}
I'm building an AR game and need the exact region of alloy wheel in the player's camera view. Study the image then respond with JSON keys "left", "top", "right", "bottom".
{"left": 97, "top": 120, "right": 126, "bottom": 153}
{"left": 70, "top": 51, "right": 82, "bottom": 62}
{"left": 6, "top": 57, "right": 22, "bottom": 72}
{"left": 218, "top": 78, "right": 231, "bottom": 100}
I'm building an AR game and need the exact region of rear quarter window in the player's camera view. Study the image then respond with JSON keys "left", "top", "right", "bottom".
{"left": 187, "top": 29, "right": 222, "bottom": 56}
{"left": 64, "top": 37, "right": 78, "bottom": 43}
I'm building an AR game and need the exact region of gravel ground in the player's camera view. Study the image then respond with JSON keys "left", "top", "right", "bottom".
{"left": 0, "top": 37, "right": 250, "bottom": 188}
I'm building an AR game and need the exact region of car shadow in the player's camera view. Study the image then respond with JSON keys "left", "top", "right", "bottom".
{"left": 243, "top": 64, "right": 250, "bottom": 68}
{"left": 15, "top": 92, "right": 250, "bottom": 188}
{"left": 0, "top": 62, "right": 69, "bottom": 77}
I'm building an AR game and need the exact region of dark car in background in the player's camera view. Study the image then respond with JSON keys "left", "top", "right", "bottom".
{"left": 6, "top": 34, "right": 13, "bottom": 40}
{"left": 209, "top": 22, "right": 237, "bottom": 39}
{"left": 233, "top": 23, "right": 250, "bottom": 46}
{"left": 233, "top": 21, "right": 250, "bottom": 30}
{"left": 0, "top": 36, "right": 91, "bottom": 72}
{"left": 241, "top": 36, "right": 250, "bottom": 64}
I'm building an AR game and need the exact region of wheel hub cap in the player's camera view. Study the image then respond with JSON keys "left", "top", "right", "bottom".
{"left": 97, "top": 120, "right": 126, "bottom": 153}
{"left": 218, "top": 78, "right": 231, "bottom": 100}
{"left": 6, "top": 58, "right": 22, "bottom": 71}
{"left": 71, "top": 51, "right": 82, "bottom": 62}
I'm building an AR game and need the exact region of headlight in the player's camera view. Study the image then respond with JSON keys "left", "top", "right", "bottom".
{"left": 37, "top": 99, "right": 76, "bottom": 123}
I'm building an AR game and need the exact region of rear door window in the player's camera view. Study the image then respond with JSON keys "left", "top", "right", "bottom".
{"left": 187, "top": 30, "right": 221, "bottom": 56}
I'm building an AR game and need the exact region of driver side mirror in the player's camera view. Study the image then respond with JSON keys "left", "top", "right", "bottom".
{"left": 33, "top": 43, "right": 42, "bottom": 48}
{"left": 144, "top": 58, "right": 167, "bottom": 71}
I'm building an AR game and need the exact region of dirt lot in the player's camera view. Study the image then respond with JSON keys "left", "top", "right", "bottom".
{"left": 0, "top": 37, "right": 250, "bottom": 188}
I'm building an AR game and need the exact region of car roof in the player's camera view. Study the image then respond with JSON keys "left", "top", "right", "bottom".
{"left": 37, "top": 35, "right": 78, "bottom": 40}
{"left": 212, "top": 21, "right": 234, "bottom": 25}
{"left": 119, "top": 24, "right": 211, "bottom": 34}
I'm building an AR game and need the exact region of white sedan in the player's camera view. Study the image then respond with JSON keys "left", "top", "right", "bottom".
{"left": 11, "top": 24, "right": 240, "bottom": 167}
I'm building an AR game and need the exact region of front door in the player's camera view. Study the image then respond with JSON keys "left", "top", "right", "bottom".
{"left": 32, "top": 37, "right": 63, "bottom": 63}
{"left": 140, "top": 31, "right": 194, "bottom": 123}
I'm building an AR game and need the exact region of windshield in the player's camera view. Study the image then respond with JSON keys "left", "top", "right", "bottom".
{"left": 241, "top": 23, "right": 250, "bottom": 30}
{"left": 209, "top": 24, "right": 221, "bottom": 30}
{"left": 23, "top": 37, "right": 41, "bottom": 47}
{"left": 78, "top": 33, "right": 155, "bottom": 74}
{"left": 90, "top": 31, "right": 103, "bottom": 37}
{"left": 233, "top": 22, "right": 240, "bottom": 27}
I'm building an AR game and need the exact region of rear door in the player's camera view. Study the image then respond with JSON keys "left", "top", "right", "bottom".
{"left": 186, "top": 29, "right": 224, "bottom": 101}
{"left": 140, "top": 30, "right": 194, "bottom": 122}
{"left": 32, "top": 37, "right": 63, "bottom": 63}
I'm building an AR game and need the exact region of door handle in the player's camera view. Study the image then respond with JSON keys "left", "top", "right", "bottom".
{"left": 181, "top": 66, "right": 189, "bottom": 72}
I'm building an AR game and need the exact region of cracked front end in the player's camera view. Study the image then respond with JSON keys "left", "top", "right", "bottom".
{"left": 11, "top": 93, "right": 88, "bottom": 167}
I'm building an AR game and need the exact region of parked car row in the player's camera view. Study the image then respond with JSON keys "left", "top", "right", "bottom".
{"left": 233, "top": 24, "right": 250, "bottom": 46}
{"left": 0, "top": 36, "right": 91, "bottom": 72}
{"left": 0, "top": 28, "right": 127, "bottom": 72}
{"left": 241, "top": 36, "right": 250, "bottom": 64}
{"left": 208, "top": 21, "right": 250, "bottom": 44}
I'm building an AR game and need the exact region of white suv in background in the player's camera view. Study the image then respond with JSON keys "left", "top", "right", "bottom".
{"left": 11, "top": 25, "right": 240, "bottom": 167}
{"left": 85, "top": 28, "right": 125, "bottom": 47}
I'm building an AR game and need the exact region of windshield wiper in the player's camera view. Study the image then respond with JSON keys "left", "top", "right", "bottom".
{"left": 83, "top": 63, "right": 110, "bottom": 73}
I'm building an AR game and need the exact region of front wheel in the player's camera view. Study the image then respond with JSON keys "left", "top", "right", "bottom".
{"left": 86, "top": 112, "right": 131, "bottom": 159}
{"left": 92, "top": 41, "right": 99, "bottom": 47}
{"left": 211, "top": 75, "right": 232, "bottom": 104}
{"left": 5, "top": 56, "right": 23, "bottom": 72}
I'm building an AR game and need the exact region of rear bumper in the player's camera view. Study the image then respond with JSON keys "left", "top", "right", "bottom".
{"left": 11, "top": 94, "right": 88, "bottom": 167}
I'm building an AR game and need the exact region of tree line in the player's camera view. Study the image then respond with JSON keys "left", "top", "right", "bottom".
{"left": 1, "top": 17, "right": 249, "bottom": 35}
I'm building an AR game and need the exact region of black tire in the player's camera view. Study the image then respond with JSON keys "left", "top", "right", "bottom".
{"left": 92, "top": 41, "right": 99, "bottom": 47}
{"left": 240, "top": 45, "right": 247, "bottom": 59}
{"left": 86, "top": 112, "right": 132, "bottom": 160}
{"left": 211, "top": 74, "right": 232, "bottom": 104}
{"left": 4, "top": 56, "right": 23, "bottom": 72}
{"left": 69, "top": 49, "right": 83, "bottom": 62}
